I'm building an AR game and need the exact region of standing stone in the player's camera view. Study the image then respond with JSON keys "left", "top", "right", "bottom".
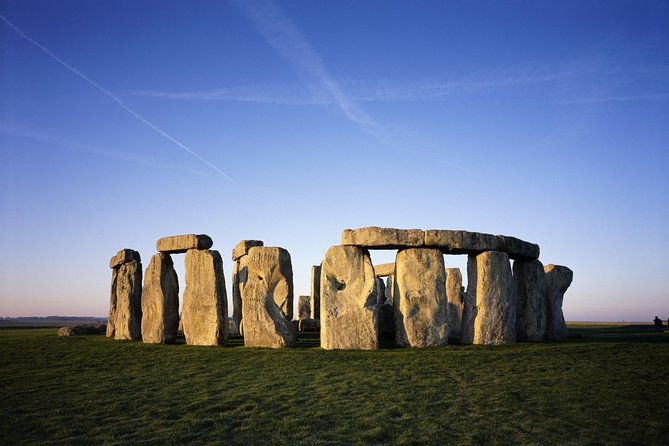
{"left": 544, "top": 264, "right": 574, "bottom": 340}
{"left": 445, "top": 268, "right": 464, "bottom": 339}
{"left": 141, "top": 253, "right": 179, "bottom": 344}
{"left": 460, "top": 255, "right": 478, "bottom": 344}
{"left": 231, "top": 240, "right": 264, "bottom": 334}
{"left": 513, "top": 259, "right": 547, "bottom": 341}
{"left": 320, "top": 245, "right": 378, "bottom": 350}
{"left": 241, "top": 246, "right": 296, "bottom": 348}
{"left": 298, "top": 295, "right": 311, "bottom": 320}
{"left": 107, "top": 249, "right": 142, "bottom": 340}
{"left": 182, "top": 249, "right": 227, "bottom": 346}
{"left": 232, "top": 239, "right": 264, "bottom": 261}
{"left": 470, "top": 251, "right": 516, "bottom": 345}
{"left": 375, "top": 277, "right": 387, "bottom": 305}
{"left": 385, "top": 275, "right": 394, "bottom": 305}
{"left": 378, "top": 303, "right": 396, "bottom": 341}
{"left": 310, "top": 264, "right": 321, "bottom": 320}
{"left": 394, "top": 248, "right": 448, "bottom": 347}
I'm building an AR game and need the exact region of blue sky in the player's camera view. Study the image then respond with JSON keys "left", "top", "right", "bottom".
{"left": 1, "top": 0, "right": 667, "bottom": 321}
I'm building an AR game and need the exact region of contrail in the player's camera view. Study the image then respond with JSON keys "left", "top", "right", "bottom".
{"left": 0, "top": 14, "right": 235, "bottom": 183}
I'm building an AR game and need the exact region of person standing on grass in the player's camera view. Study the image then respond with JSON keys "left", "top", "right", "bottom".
{"left": 653, "top": 316, "right": 663, "bottom": 332}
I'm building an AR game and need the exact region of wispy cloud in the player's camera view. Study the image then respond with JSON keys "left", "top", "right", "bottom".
{"left": 0, "top": 122, "right": 211, "bottom": 176}
{"left": 544, "top": 93, "right": 669, "bottom": 105}
{"left": 0, "top": 14, "right": 234, "bottom": 184}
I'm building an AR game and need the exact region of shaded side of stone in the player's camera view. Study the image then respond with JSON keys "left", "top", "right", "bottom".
{"left": 232, "top": 239, "right": 264, "bottom": 261}
{"left": 460, "top": 255, "right": 478, "bottom": 344}
{"left": 310, "top": 264, "right": 321, "bottom": 320}
{"left": 298, "top": 295, "right": 311, "bottom": 320}
{"left": 445, "top": 268, "right": 464, "bottom": 339}
{"left": 109, "top": 248, "right": 141, "bottom": 269}
{"left": 513, "top": 259, "right": 547, "bottom": 341}
{"left": 544, "top": 264, "right": 574, "bottom": 340}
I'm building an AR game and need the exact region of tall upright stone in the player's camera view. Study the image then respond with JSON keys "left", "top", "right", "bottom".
{"left": 241, "top": 246, "right": 296, "bottom": 348}
{"left": 231, "top": 240, "right": 264, "bottom": 335}
{"left": 310, "top": 264, "right": 321, "bottom": 320}
{"left": 375, "top": 277, "right": 386, "bottom": 305}
{"left": 108, "top": 249, "right": 142, "bottom": 341}
{"left": 445, "top": 268, "right": 464, "bottom": 339}
{"left": 141, "top": 253, "right": 179, "bottom": 344}
{"left": 544, "top": 264, "right": 574, "bottom": 340}
{"left": 320, "top": 245, "right": 378, "bottom": 350}
{"left": 394, "top": 248, "right": 448, "bottom": 347}
{"left": 460, "top": 255, "right": 478, "bottom": 344}
{"left": 470, "top": 251, "right": 516, "bottom": 345}
{"left": 385, "top": 275, "right": 394, "bottom": 305}
{"left": 513, "top": 259, "right": 547, "bottom": 341}
{"left": 298, "top": 295, "right": 311, "bottom": 320}
{"left": 182, "top": 249, "right": 227, "bottom": 346}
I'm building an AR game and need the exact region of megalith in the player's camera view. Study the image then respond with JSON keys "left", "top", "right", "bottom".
{"left": 375, "top": 276, "right": 387, "bottom": 305}
{"left": 231, "top": 240, "right": 264, "bottom": 335}
{"left": 241, "top": 246, "right": 296, "bottom": 348}
{"left": 544, "top": 264, "right": 574, "bottom": 340}
{"left": 320, "top": 245, "right": 378, "bottom": 350}
{"left": 468, "top": 251, "right": 516, "bottom": 345}
{"left": 182, "top": 249, "right": 228, "bottom": 346}
{"left": 385, "top": 275, "right": 394, "bottom": 305}
{"left": 513, "top": 259, "right": 547, "bottom": 341}
{"left": 310, "top": 264, "right": 321, "bottom": 320}
{"left": 298, "top": 295, "right": 311, "bottom": 320}
{"left": 141, "top": 253, "right": 179, "bottom": 344}
{"left": 394, "top": 248, "right": 448, "bottom": 347}
{"left": 108, "top": 249, "right": 142, "bottom": 341}
{"left": 445, "top": 268, "right": 464, "bottom": 340}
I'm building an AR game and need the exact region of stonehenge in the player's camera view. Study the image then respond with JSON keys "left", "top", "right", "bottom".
{"left": 104, "top": 226, "right": 572, "bottom": 350}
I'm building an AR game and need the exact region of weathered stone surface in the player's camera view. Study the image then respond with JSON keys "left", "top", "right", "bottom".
{"left": 378, "top": 303, "right": 396, "bottom": 341}
{"left": 320, "top": 245, "right": 378, "bottom": 350}
{"left": 342, "top": 227, "right": 424, "bottom": 249}
{"left": 471, "top": 251, "right": 516, "bottom": 345}
{"left": 513, "top": 259, "right": 547, "bottom": 341}
{"left": 113, "top": 259, "right": 143, "bottom": 341}
{"left": 241, "top": 246, "right": 296, "bottom": 348}
{"left": 109, "top": 248, "right": 141, "bottom": 269}
{"left": 394, "top": 248, "right": 448, "bottom": 347}
{"left": 460, "top": 255, "right": 478, "bottom": 344}
{"left": 310, "top": 264, "right": 321, "bottom": 320}
{"left": 385, "top": 275, "right": 394, "bottom": 304}
{"left": 182, "top": 249, "right": 227, "bottom": 346}
{"left": 298, "top": 295, "right": 311, "bottom": 320}
{"left": 58, "top": 324, "right": 106, "bottom": 336}
{"left": 375, "top": 277, "right": 386, "bottom": 305}
{"left": 445, "top": 268, "right": 464, "bottom": 339}
{"left": 232, "top": 239, "right": 264, "bottom": 261}
{"left": 544, "top": 264, "right": 574, "bottom": 340}
{"left": 156, "top": 234, "right": 213, "bottom": 254}
{"left": 374, "top": 262, "right": 395, "bottom": 277}
{"left": 298, "top": 318, "right": 320, "bottom": 332}
{"left": 231, "top": 256, "right": 250, "bottom": 334}
{"left": 424, "top": 230, "right": 539, "bottom": 259}
{"left": 141, "top": 253, "right": 179, "bottom": 344}
{"left": 106, "top": 268, "right": 118, "bottom": 338}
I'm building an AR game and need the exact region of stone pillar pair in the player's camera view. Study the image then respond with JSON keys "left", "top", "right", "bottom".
{"left": 107, "top": 249, "right": 143, "bottom": 340}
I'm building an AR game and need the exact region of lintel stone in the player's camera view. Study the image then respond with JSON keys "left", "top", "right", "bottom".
{"left": 156, "top": 234, "right": 213, "bottom": 254}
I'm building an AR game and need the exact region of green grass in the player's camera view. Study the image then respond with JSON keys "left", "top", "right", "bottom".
{"left": 1, "top": 326, "right": 668, "bottom": 445}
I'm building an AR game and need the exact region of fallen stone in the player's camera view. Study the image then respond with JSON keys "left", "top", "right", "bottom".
{"left": 513, "top": 259, "right": 547, "bottom": 341}
{"left": 374, "top": 262, "right": 395, "bottom": 277}
{"left": 445, "top": 268, "right": 464, "bottom": 339}
{"left": 232, "top": 239, "right": 264, "bottom": 261}
{"left": 182, "top": 249, "right": 227, "bottom": 346}
{"left": 141, "top": 253, "right": 179, "bottom": 344}
{"left": 544, "top": 264, "right": 574, "bottom": 340}
{"left": 241, "top": 246, "right": 296, "bottom": 348}
{"left": 109, "top": 248, "right": 141, "bottom": 269}
{"left": 156, "top": 234, "right": 213, "bottom": 254}
{"left": 58, "top": 324, "right": 106, "bottom": 336}
{"left": 394, "top": 248, "right": 448, "bottom": 347}
{"left": 298, "top": 295, "right": 311, "bottom": 320}
{"left": 112, "top": 258, "right": 143, "bottom": 341}
{"left": 470, "top": 251, "right": 516, "bottom": 345}
{"left": 424, "top": 230, "right": 539, "bottom": 259}
{"left": 341, "top": 227, "right": 424, "bottom": 249}
{"left": 310, "top": 264, "right": 321, "bottom": 320}
{"left": 320, "top": 245, "right": 378, "bottom": 350}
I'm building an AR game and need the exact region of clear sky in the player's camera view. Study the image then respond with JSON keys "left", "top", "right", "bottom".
{"left": 1, "top": 0, "right": 667, "bottom": 321}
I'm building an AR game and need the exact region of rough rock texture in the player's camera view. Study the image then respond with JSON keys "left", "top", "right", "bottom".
{"left": 113, "top": 259, "right": 143, "bottom": 341}
{"left": 378, "top": 303, "right": 396, "bottom": 341}
{"left": 471, "top": 251, "right": 516, "bottom": 345}
{"left": 232, "top": 239, "right": 264, "bottom": 261}
{"left": 341, "top": 227, "right": 424, "bottom": 249}
{"left": 385, "top": 275, "right": 394, "bottom": 304}
{"left": 231, "top": 255, "right": 250, "bottom": 335}
{"left": 374, "top": 263, "right": 395, "bottom": 277}
{"left": 58, "top": 324, "right": 106, "bottom": 336}
{"left": 241, "top": 246, "right": 296, "bottom": 348}
{"left": 141, "top": 253, "right": 179, "bottom": 344}
{"left": 375, "top": 277, "right": 387, "bottom": 305}
{"left": 544, "top": 264, "right": 574, "bottom": 340}
{"left": 182, "top": 249, "right": 227, "bottom": 346}
{"left": 156, "top": 234, "right": 213, "bottom": 254}
{"left": 106, "top": 268, "right": 118, "bottom": 338}
{"left": 513, "top": 259, "right": 547, "bottom": 341}
{"left": 298, "top": 318, "right": 320, "bottom": 332}
{"left": 424, "top": 230, "right": 539, "bottom": 259}
{"left": 459, "top": 255, "right": 478, "bottom": 344}
{"left": 445, "top": 268, "right": 464, "bottom": 339}
{"left": 320, "top": 245, "right": 378, "bottom": 350}
{"left": 310, "top": 264, "right": 321, "bottom": 320}
{"left": 109, "top": 248, "right": 141, "bottom": 269}
{"left": 394, "top": 248, "right": 448, "bottom": 347}
{"left": 298, "top": 295, "right": 311, "bottom": 320}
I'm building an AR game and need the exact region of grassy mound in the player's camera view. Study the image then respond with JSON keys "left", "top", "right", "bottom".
{"left": 1, "top": 325, "right": 667, "bottom": 444}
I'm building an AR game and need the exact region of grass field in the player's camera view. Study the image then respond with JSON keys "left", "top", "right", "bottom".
{"left": 1, "top": 325, "right": 668, "bottom": 445}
